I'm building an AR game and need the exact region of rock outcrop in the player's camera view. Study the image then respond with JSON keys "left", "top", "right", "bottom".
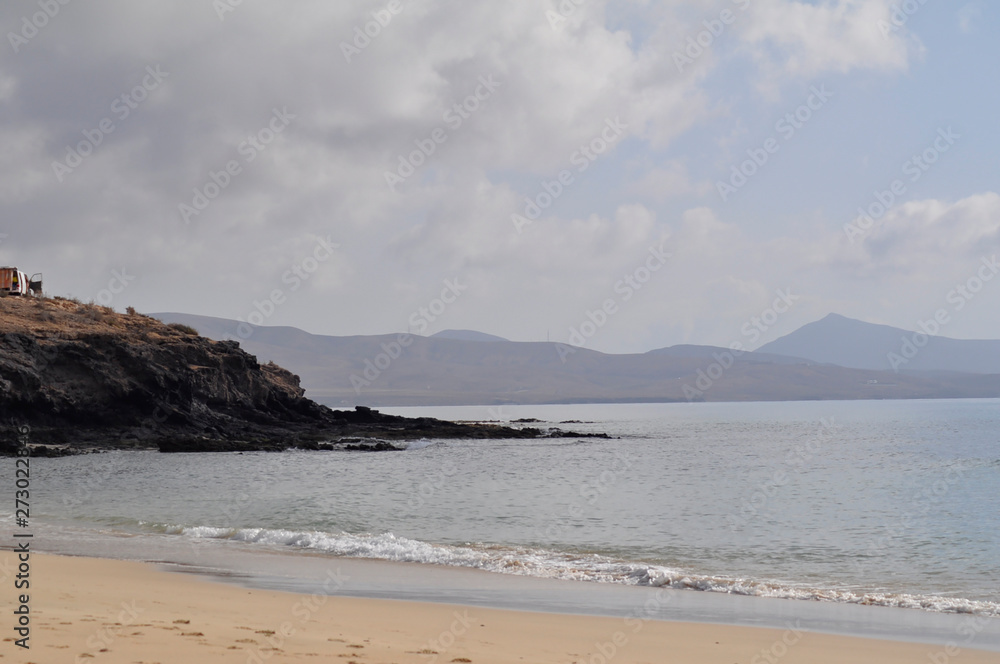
{"left": 0, "top": 297, "right": 584, "bottom": 455}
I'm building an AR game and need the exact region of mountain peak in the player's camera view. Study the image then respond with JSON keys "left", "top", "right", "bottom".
{"left": 759, "top": 314, "right": 1000, "bottom": 373}
{"left": 429, "top": 329, "right": 508, "bottom": 343}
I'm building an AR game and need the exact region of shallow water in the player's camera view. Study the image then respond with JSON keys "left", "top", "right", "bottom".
{"left": 15, "top": 398, "right": 1000, "bottom": 619}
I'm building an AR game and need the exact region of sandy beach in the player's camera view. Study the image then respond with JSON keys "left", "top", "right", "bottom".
{"left": 3, "top": 552, "right": 995, "bottom": 664}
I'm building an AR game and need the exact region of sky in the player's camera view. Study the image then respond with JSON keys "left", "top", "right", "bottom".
{"left": 1, "top": 0, "right": 998, "bottom": 354}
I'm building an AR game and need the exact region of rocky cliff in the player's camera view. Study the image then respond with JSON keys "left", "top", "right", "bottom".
{"left": 0, "top": 297, "right": 564, "bottom": 455}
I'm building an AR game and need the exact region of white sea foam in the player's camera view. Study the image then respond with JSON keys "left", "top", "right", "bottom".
{"left": 164, "top": 523, "right": 1000, "bottom": 618}
{"left": 405, "top": 439, "right": 439, "bottom": 451}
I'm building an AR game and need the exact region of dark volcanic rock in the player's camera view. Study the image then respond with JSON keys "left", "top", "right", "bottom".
{"left": 0, "top": 297, "right": 603, "bottom": 454}
{"left": 156, "top": 437, "right": 288, "bottom": 454}
{"left": 342, "top": 441, "right": 400, "bottom": 452}
{"left": 546, "top": 429, "right": 613, "bottom": 439}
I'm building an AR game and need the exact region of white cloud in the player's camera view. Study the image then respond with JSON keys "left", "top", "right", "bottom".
{"left": 958, "top": 2, "right": 984, "bottom": 33}
{"left": 739, "top": 0, "right": 918, "bottom": 79}
{"left": 0, "top": 1, "right": 990, "bottom": 353}
{"left": 846, "top": 193, "right": 1000, "bottom": 277}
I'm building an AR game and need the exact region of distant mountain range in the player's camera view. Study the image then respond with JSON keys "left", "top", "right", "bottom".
{"left": 430, "top": 329, "right": 508, "bottom": 343}
{"left": 150, "top": 313, "right": 1000, "bottom": 406}
{"left": 759, "top": 313, "right": 1000, "bottom": 374}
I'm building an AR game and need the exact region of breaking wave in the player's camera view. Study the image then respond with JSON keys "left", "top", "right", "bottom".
{"left": 142, "top": 522, "right": 1000, "bottom": 618}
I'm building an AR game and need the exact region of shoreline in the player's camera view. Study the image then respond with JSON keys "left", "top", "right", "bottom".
{"left": 6, "top": 552, "right": 1000, "bottom": 663}
{"left": 24, "top": 507, "right": 1000, "bottom": 625}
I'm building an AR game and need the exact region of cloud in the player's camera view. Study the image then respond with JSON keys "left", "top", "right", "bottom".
{"left": 621, "top": 193, "right": 1000, "bottom": 349}
{"left": 847, "top": 193, "right": 1000, "bottom": 277}
{"left": 624, "top": 160, "right": 711, "bottom": 201}
{"left": 739, "top": 0, "right": 918, "bottom": 79}
{"left": 0, "top": 0, "right": 986, "bottom": 353}
{"left": 958, "top": 2, "right": 984, "bottom": 33}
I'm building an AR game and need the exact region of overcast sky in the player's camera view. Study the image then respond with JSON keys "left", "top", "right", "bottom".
{"left": 2, "top": 0, "right": 997, "bottom": 353}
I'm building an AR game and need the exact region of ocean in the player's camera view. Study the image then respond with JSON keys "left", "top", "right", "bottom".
{"left": 13, "top": 399, "right": 1000, "bottom": 625}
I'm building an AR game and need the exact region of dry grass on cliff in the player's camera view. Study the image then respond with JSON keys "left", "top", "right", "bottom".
{"left": 0, "top": 295, "right": 202, "bottom": 343}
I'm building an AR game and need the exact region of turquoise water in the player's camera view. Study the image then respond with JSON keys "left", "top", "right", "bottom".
{"left": 17, "top": 399, "right": 1000, "bottom": 617}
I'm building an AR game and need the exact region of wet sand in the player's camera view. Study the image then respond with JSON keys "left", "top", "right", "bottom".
{"left": 7, "top": 552, "right": 999, "bottom": 663}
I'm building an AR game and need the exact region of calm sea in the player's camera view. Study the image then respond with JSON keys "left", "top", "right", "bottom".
{"left": 15, "top": 399, "right": 1000, "bottom": 617}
